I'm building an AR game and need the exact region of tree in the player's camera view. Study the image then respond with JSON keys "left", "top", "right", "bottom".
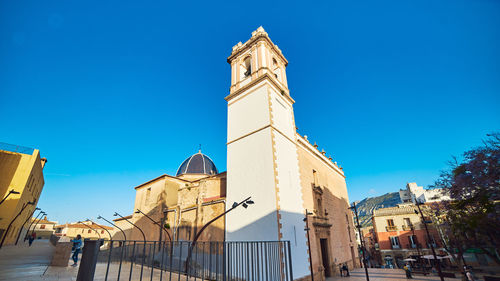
{"left": 432, "top": 132, "right": 500, "bottom": 265}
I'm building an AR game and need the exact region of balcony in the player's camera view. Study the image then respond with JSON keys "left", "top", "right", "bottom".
{"left": 386, "top": 226, "right": 398, "bottom": 231}
{"left": 402, "top": 225, "right": 414, "bottom": 231}
{"left": 406, "top": 243, "right": 418, "bottom": 249}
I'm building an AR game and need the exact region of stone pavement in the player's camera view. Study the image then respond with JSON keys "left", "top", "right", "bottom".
{"left": 326, "top": 268, "right": 461, "bottom": 281}
{"left": 0, "top": 239, "right": 55, "bottom": 280}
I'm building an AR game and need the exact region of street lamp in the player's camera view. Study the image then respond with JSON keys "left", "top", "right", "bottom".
{"left": 24, "top": 210, "right": 43, "bottom": 242}
{"left": 114, "top": 212, "right": 146, "bottom": 281}
{"left": 87, "top": 219, "right": 112, "bottom": 240}
{"left": 184, "top": 196, "right": 254, "bottom": 274}
{"left": 78, "top": 221, "right": 101, "bottom": 239}
{"left": 349, "top": 202, "right": 370, "bottom": 281}
{"left": 135, "top": 209, "right": 171, "bottom": 243}
{"left": 303, "top": 209, "right": 314, "bottom": 281}
{"left": 0, "top": 189, "right": 20, "bottom": 205}
{"left": 29, "top": 212, "right": 47, "bottom": 238}
{"left": 0, "top": 201, "right": 35, "bottom": 248}
{"left": 98, "top": 215, "right": 127, "bottom": 241}
{"left": 15, "top": 207, "right": 40, "bottom": 245}
{"left": 414, "top": 201, "right": 444, "bottom": 281}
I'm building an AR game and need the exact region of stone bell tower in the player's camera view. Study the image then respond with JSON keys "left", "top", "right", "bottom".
{"left": 225, "top": 27, "right": 310, "bottom": 279}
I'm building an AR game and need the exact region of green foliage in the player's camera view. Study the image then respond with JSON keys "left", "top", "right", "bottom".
{"left": 432, "top": 132, "right": 500, "bottom": 265}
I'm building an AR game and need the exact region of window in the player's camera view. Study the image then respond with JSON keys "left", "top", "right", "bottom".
{"left": 312, "top": 170, "right": 318, "bottom": 186}
{"left": 240, "top": 56, "right": 252, "bottom": 80}
{"left": 146, "top": 187, "right": 151, "bottom": 203}
{"left": 346, "top": 214, "right": 352, "bottom": 242}
{"left": 408, "top": 235, "right": 417, "bottom": 248}
{"left": 101, "top": 230, "right": 104, "bottom": 234}
{"left": 387, "top": 219, "right": 395, "bottom": 227}
{"left": 40, "top": 225, "right": 46, "bottom": 229}
{"left": 88, "top": 229, "right": 91, "bottom": 233}
{"left": 390, "top": 236, "right": 400, "bottom": 249}
{"left": 404, "top": 218, "right": 411, "bottom": 226}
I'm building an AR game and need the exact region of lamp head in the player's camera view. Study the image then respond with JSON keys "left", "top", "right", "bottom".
{"left": 242, "top": 203, "right": 248, "bottom": 209}
{"left": 11, "top": 190, "right": 20, "bottom": 195}
{"left": 246, "top": 199, "right": 254, "bottom": 204}
{"left": 35, "top": 207, "right": 41, "bottom": 210}
{"left": 97, "top": 215, "right": 102, "bottom": 219}
{"left": 135, "top": 210, "right": 141, "bottom": 214}
{"left": 113, "top": 213, "right": 119, "bottom": 217}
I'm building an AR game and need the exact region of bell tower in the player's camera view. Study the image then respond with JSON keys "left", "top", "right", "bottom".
{"left": 225, "top": 27, "right": 310, "bottom": 279}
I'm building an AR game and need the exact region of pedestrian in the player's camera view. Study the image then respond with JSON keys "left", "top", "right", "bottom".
{"left": 339, "top": 263, "right": 344, "bottom": 277}
{"left": 342, "top": 263, "right": 350, "bottom": 277}
{"left": 28, "top": 232, "right": 36, "bottom": 246}
{"left": 465, "top": 269, "right": 475, "bottom": 281}
{"left": 70, "top": 235, "right": 83, "bottom": 267}
{"left": 404, "top": 263, "right": 413, "bottom": 279}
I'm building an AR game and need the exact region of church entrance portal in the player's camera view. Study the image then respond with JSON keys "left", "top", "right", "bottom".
{"left": 320, "top": 238, "right": 332, "bottom": 277}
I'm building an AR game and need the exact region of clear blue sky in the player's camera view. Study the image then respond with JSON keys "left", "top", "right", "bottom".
{"left": 1, "top": 0, "right": 499, "bottom": 225}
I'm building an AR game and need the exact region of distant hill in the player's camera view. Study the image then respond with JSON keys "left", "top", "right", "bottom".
{"left": 355, "top": 192, "right": 401, "bottom": 228}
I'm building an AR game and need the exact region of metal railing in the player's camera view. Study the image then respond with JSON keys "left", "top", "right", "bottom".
{"left": 93, "top": 240, "right": 293, "bottom": 281}
{"left": 0, "top": 142, "right": 35, "bottom": 155}
{"left": 386, "top": 226, "right": 398, "bottom": 231}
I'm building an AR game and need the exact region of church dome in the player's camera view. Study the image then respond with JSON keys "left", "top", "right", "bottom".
{"left": 176, "top": 151, "right": 218, "bottom": 177}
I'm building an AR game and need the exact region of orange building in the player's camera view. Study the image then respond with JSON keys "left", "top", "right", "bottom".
{"left": 372, "top": 204, "right": 444, "bottom": 268}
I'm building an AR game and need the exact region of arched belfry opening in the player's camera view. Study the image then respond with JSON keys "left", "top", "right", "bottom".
{"left": 240, "top": 56, "right": 252, "bottom": 80}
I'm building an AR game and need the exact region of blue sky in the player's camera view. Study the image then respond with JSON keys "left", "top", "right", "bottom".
{"left": 1, "top": 0, "right": 499, "bottom": 224}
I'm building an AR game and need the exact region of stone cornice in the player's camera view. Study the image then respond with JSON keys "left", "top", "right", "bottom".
{"left": 225, "top": 73, "right": 294, "bottom": 104}
{"left": 227, "top": 31, "right": 288, "bottom": 66}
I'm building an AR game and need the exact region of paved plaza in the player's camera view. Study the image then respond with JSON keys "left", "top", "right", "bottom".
{"left": 326, "top": 268, "right": 461, "bottom": 281}
{"left": 0, "top": 241, "right": 469, "bottom": 281}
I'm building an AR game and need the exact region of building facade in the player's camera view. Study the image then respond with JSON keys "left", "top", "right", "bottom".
{"left": 372, "top": 204, "right": 444, "bottom": 268}
{"left": 115, "top": 27, "right": 357, "bottom": 281}
{"left": 399, "top": 182, "right": 450, "bottom": 204}
{"left": 30, "top": 216, "right": 58, "bottom": 239}
{"left": 54, "top": 220, "right": 113, "bottom": 240}
{"left": 0, "top": 142, "right": 46, "bottom": 246}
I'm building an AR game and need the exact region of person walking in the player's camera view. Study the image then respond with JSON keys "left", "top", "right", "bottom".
{"left": 342, "top": 263, "right": 350, "bottom": 277}
{"left": 404, "top": 263, "right": 413, "bottom": 279}
{"left": 465, "top": 269, "right": 475, "bottom": 281}
{"left": 28, "top": 232, "right": 36, "bottom": 246}
{"left": 70, "top": 235, "right": 82, "bottom": 267}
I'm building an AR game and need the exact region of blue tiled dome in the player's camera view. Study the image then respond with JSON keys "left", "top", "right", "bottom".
{"left": 176, "top": 151, "right": 218, "bottom": 176}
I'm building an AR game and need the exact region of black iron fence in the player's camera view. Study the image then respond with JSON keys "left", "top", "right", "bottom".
{"left": 91, "top": 240, "right": 293, "bottom": 281}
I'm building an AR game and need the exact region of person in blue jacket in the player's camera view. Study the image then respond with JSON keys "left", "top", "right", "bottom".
{"left": 70, "top": 235, "right": 82, "bottom": 266}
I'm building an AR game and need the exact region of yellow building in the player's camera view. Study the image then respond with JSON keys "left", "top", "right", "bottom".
{"left": 54, "top": 220, "right": 114, "bottom": 240}
{"left": 0, "top": 142, "right": 46, "bottom": 246}
{"left": 30, "top": 216, "right": 58, "bottom": 239}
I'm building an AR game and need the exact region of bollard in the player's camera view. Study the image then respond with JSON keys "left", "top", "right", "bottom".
{"left": 77, "top": 239, "right": 101, "bottom": 281}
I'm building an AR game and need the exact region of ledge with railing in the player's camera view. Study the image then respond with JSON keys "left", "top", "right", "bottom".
{"left": 386, "top": 226, "right": 398, "bottom": 231}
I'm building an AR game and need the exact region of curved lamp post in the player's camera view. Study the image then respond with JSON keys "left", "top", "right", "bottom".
{"left": 414, "top": 201, "right": 444, "bottom": 281}
{"left": 78, "top": 221, "right": 101, "bottom": 239}
{"left": 303, "top": 209, "right": 315, "bottom": 281}
{"left": 98, "top": 215, "right": 127, "bottom": 241}
{"left": 135, "top": 209, "right": 171, "bottom": 241}
{"left": 29, "top": 212, "right": 47, "bottom": 238}
{"left": 15, "top": 207, "right": 40, "bottom": 245}
{"left": 349, "top": 202, "right": 370, "bottom": 281}
{"left": 185, "top": 196, "right": 254, "bottom": 274}
{"left": 87, "top": 218, "right": 112, "bottom": 240}
{"left": 0, "top": 189, "right": 20, "bottom": 205}
{"left": 0, "top": 201, "right": 35, "bottom": 248}
{"left": 24, "top": 210, "right": 44, "bottom": 241}
{"left": 114, "top": 212, "right": 146, "bottom": 281}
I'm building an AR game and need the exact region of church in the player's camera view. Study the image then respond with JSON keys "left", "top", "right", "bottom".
{"left": 114, "top": 27, "right": 358, "bottom": 280}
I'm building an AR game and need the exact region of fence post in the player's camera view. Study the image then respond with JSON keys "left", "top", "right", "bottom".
{"left": 77, "top": 239, "right": 101, "bottom": 281}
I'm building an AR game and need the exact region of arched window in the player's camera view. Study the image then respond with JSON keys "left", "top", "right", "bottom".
{"left": 240, "top": 56, "right": 252, "bottom": 80}
{"left": 272, "top": 58, "right": 281, "bottom": 81}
